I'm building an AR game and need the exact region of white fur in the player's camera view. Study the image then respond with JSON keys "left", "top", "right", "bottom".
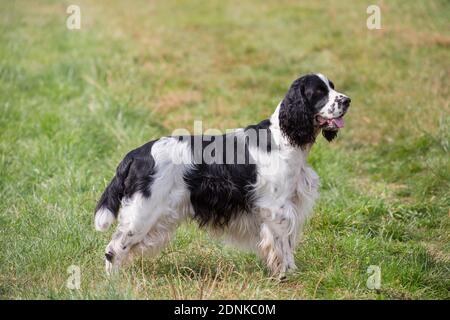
{"left": 94, "top": 208, "right": 115, "bottom": 231}
{"left": 317, "top": 72, "right": 349, "bottom": 119}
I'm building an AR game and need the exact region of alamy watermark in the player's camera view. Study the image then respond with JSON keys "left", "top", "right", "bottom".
{"left": 366, "top": 5, "right": 381, "bottom": 30}
{"left": 170, "top": 120, "right": 277, "bottom": 167}
{"left": 366, "top": 265, "right": 381, "bottom": 290}
{"left": 65, "top": 5, "right": 381, "bottom": 34}
{"left": 66, "top": 5, "right": 81, "bottom": 30}
{"left": 66, "top": 265, "right": 81, "bottom": 290}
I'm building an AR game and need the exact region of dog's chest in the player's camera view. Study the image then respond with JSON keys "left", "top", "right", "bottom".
{"left": 254, "top": 147, "right": 310, "bottom": 203}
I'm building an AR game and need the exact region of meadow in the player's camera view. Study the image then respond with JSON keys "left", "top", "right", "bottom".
{"left": 0, "top": 0, "right": 449, "bottom": 299}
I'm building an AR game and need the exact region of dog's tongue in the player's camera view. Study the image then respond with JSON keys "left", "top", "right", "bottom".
{"left": 317, "top": 116, "right": 345, "bottom": 128}
{"left": 332, "top": 117, "right": 345, "bottom": 128}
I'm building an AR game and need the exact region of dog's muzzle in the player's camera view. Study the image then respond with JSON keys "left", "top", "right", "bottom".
{"left": 316, "top": 97, "right": 351, "bottom": 130}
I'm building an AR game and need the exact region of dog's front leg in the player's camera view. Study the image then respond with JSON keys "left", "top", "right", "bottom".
{"left": 258, "top": 206, "right": 298, "bottom": 278}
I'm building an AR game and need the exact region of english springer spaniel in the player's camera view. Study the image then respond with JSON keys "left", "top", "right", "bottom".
{"left": 94, "top": 73, "right": 351, "bottom": 277}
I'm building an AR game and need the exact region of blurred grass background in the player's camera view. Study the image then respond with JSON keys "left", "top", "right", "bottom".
{"left": 0, "top": 0, "right": 449, "bottom": 299}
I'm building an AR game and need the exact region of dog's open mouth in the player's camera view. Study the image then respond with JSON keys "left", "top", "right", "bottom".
{"left": 316, "top": 115, "right": 345, "bottom": 130}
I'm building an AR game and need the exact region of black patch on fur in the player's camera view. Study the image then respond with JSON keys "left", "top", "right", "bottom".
{"left": 183, "top": 131, "right": 258, "bottom": 227}
{"left": 279, "top": 77, "right": 315, "bottom": 148}
{"left": 95, "top": 140, "right": 156, "bottom": 217}
{"left": 279, "top": 74, "right": 333, "bottom": 148}
{"left": 244, "top": 119, "right": 273, "bottom": 152}
{"left": 328, "top": 80, "right": 335, "bottom": 89}
{"left": 322, "top": 129, "right": 338, "bottom": 142}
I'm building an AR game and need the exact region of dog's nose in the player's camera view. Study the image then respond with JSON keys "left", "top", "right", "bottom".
{"left": 341, "top": 97, "right": 351, "bottom": 111}
{"left": 342, "top": 97, "right": 351, "bottom": 107}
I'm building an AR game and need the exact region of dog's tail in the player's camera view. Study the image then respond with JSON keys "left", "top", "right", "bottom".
{"left": 94, "top": 156, "right": 133, "bottom": 231}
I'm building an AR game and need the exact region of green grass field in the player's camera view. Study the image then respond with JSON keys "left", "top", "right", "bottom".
{"left": 0, "top": 0, "right": 449, "bottom": 299}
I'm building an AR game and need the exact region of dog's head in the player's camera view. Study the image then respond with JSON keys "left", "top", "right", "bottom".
{"left": 279, "top": 73, "right": 351, "bottom": 147}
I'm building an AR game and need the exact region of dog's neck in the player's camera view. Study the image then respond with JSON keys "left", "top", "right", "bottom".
{"left": 269, "top": 102, "right": 319, "bottom": 155}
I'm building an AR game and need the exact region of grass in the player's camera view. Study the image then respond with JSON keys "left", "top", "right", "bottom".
{"left": 0, "top": 0, "right": 449, "bottom": 299}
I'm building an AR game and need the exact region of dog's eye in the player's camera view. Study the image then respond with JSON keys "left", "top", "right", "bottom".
{"left": 315, "top": 88, "right": 325, "bottom": 95}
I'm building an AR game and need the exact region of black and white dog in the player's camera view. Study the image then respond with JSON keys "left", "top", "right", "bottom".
{"left": 94, "top": 73, "right": 351, "bottom": 277}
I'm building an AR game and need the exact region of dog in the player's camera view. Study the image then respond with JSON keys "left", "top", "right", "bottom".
{"left": 94, "top": 73, "right": 351, "bottom": 277}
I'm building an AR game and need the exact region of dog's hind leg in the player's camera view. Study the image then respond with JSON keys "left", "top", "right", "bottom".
{"left": 104, "top": 191, "right": 187, "bottom": 274}
{"left": 104, "top": 229, "right": 130, "bottom": 274}
{"left": 129, "top": 210, "right": 182, "bottom": 262}
{"left": 104, "top": 193, "right": 163, "bottom": 274}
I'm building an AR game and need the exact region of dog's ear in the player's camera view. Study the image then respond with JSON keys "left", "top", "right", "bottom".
{"left": 279, "top": 78, "right": 315, "bottom": 148}
{"left": 322, "top": 129, "right": 338, "bottom": 142}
